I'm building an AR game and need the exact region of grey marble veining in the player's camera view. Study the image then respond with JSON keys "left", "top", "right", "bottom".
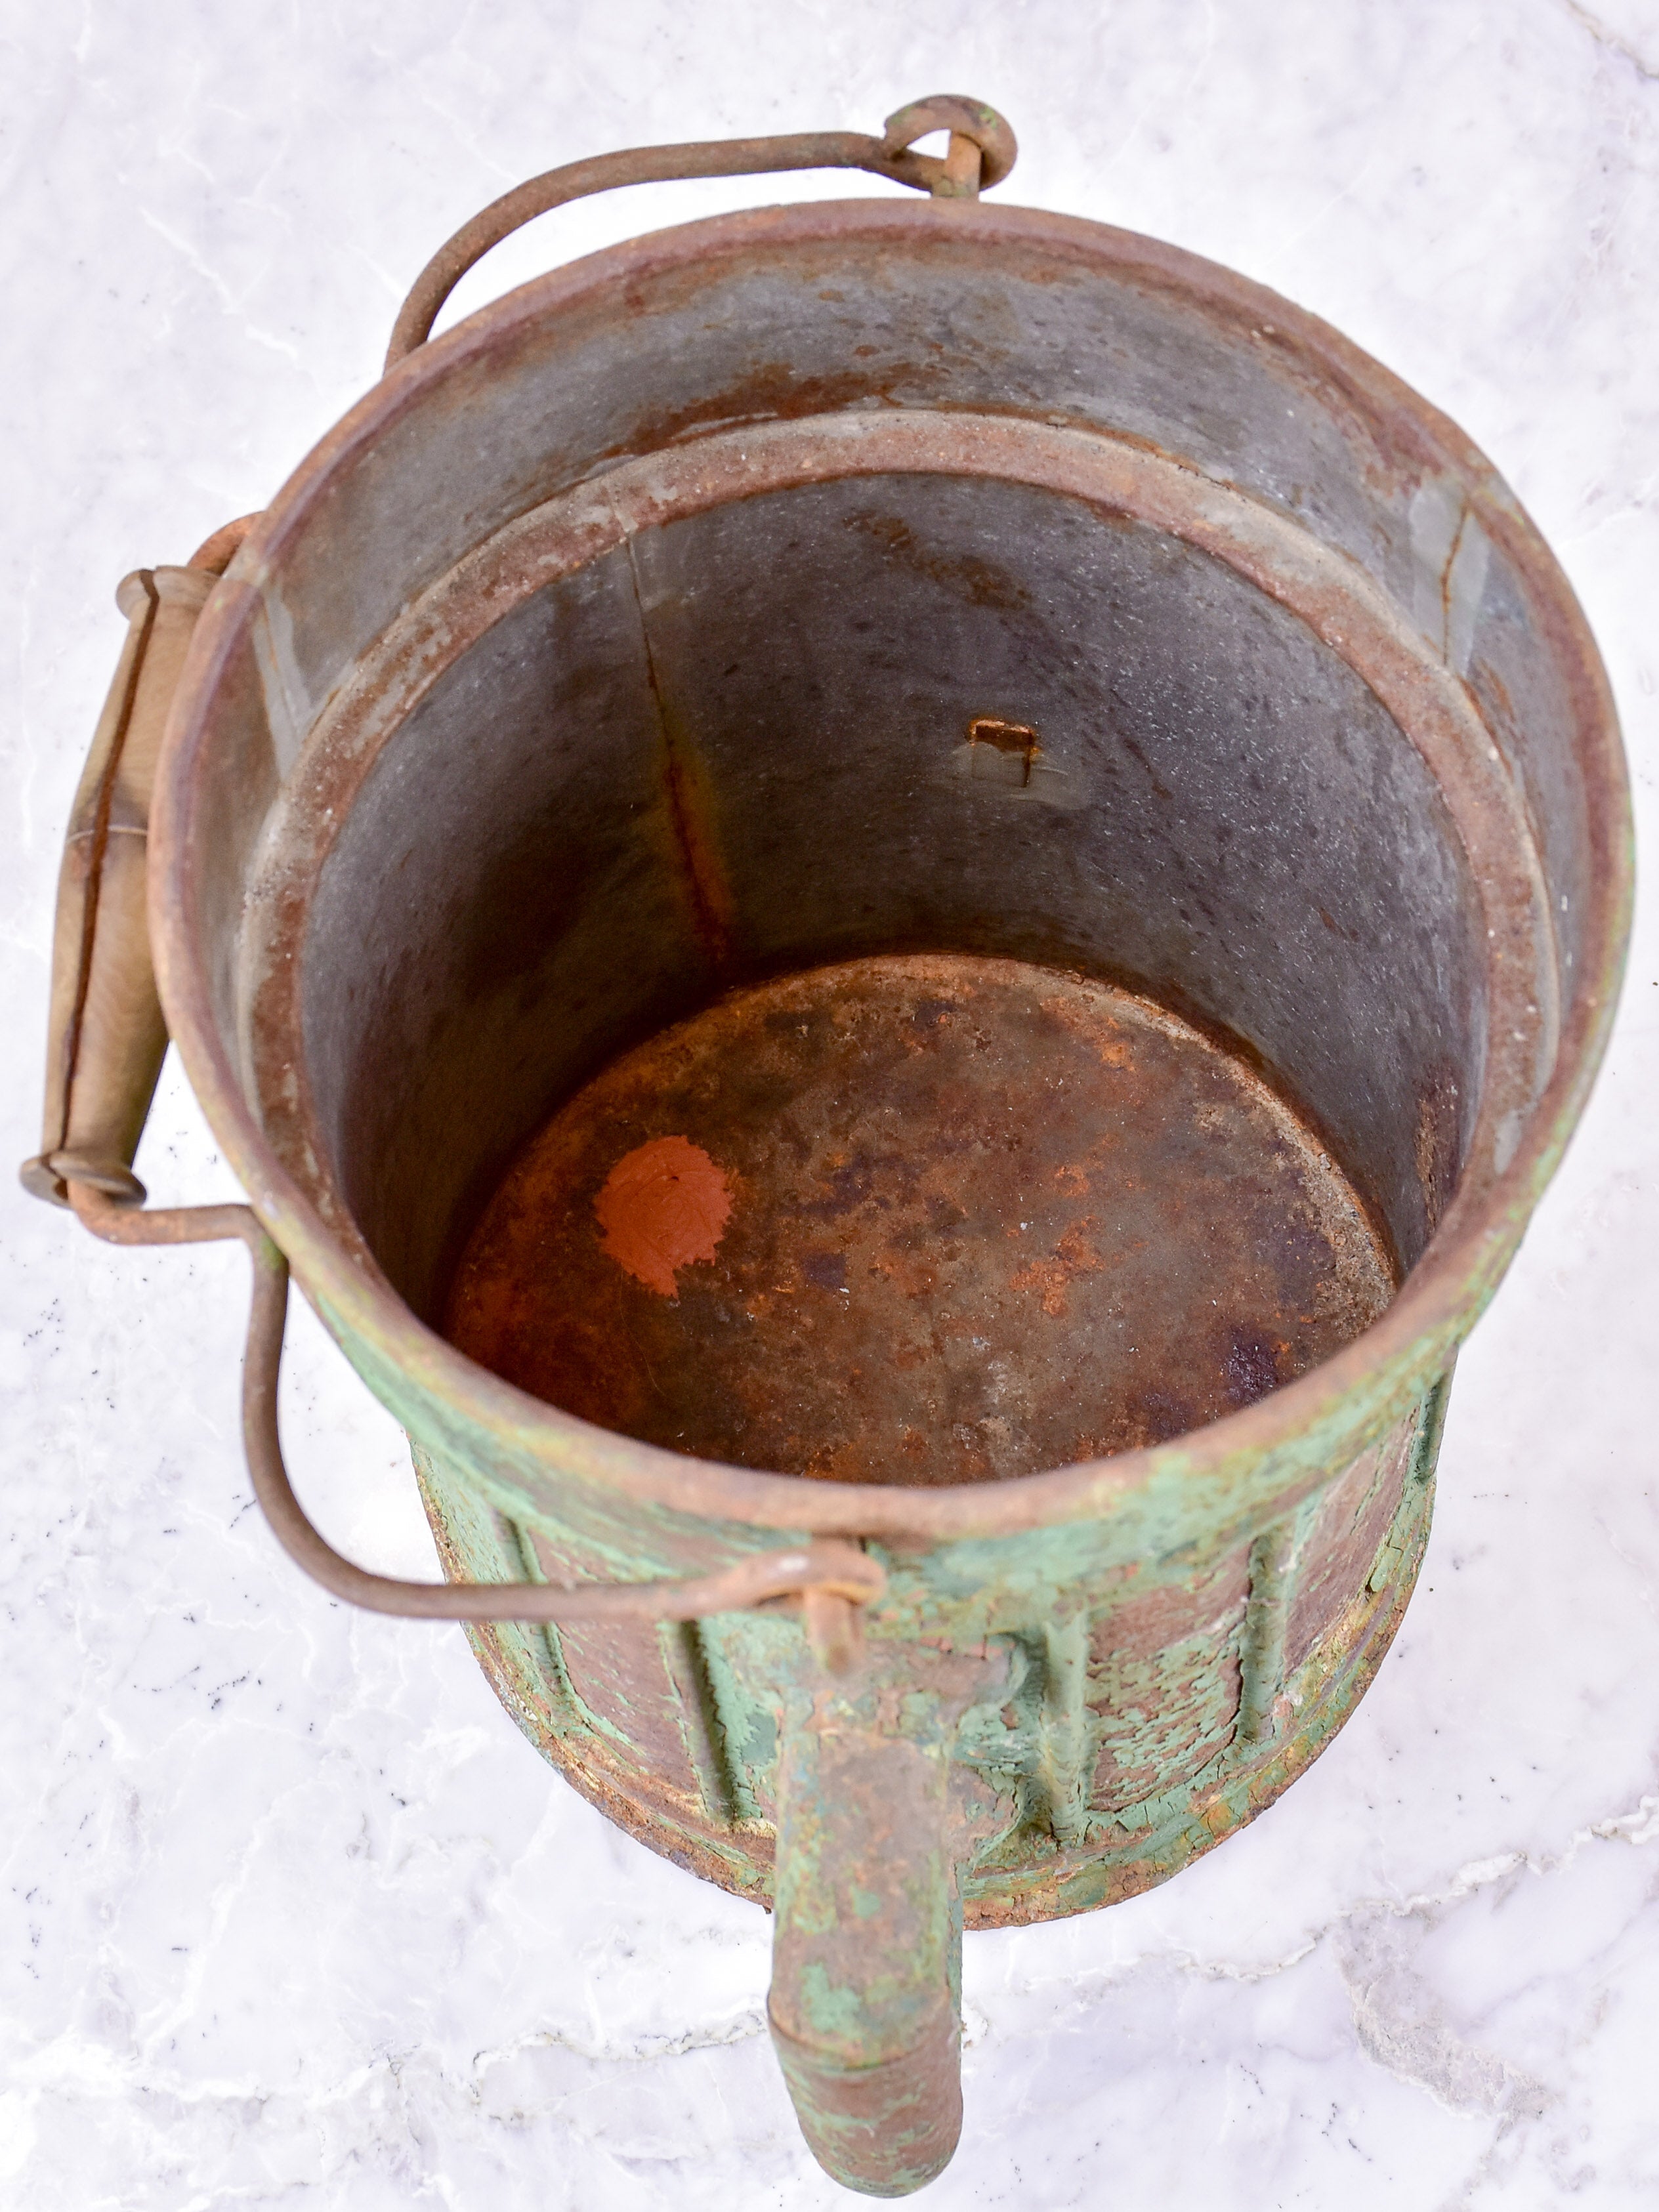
{"left": 2, "top": 2, "right": 1656, "bottom": 2203}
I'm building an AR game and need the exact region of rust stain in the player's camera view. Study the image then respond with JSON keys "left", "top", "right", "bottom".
{"left": 1038, "top": 991, "right": 1132, "bottom": 1066}
{"left": 659, "top": 715, "right": 737, "bottom": 969}
{"left": 602, "top": 359, "right": 944, "bottom": 464}
{"left": 1413, "top": 1068, "right": 1461, "bottom": 1238}
{"left": 621, "top": 532, "right": 736, "bottom": 971}
{"left": 595, "top": 1135, "right": 732, "bottom": 1297}
{"left": 1009, "top": 1218, "right": 1103, "bottom": 1318}
{"left": 848, "top": 511, "right": 1032, "bottom": 612}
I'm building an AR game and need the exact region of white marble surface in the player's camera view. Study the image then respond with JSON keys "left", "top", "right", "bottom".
{"left": 3, "top": 2, "right": 1657, "bottom": 2203}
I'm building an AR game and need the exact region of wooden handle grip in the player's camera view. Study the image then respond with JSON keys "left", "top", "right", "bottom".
{"left": 21, "top": 565, "right": 216, "bottom": 1207}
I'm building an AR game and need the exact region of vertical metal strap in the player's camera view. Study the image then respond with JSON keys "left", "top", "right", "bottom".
{"left": 1238, "top": 1507, "right": 1313, "bottom": 1745}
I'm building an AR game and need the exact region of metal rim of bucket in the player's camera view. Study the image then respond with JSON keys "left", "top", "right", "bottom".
{"left": 150, "top": 196, "right": 1633, "bottom": 1544}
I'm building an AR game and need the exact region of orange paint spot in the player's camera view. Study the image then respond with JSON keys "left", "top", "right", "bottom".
{"left": 594, "top": 1136, "right": 732, "bottom": 1298}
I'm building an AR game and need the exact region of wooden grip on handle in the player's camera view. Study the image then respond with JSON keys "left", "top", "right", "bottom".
{"left": 21, "top": 564, "right": 216, "bottom": 1207}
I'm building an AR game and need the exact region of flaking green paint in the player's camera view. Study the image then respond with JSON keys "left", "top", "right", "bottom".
{"left": 409, "top": 1382, "right": 1444, "bottom": 1930}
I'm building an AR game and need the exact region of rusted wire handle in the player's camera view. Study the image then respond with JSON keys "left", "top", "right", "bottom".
{"left": 68, "top": 1183, "right": 885, "bottom": 1628}
{"left": 385, "top": 93, "right": 1017, "bottom": 367}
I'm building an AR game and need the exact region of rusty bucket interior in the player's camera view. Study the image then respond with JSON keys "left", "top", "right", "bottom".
{"left": 274, "top": 446, "right": 1494, "bottom": 1478}
{"left": 214, "top": 196, "right": 1583, "bottom": 1527}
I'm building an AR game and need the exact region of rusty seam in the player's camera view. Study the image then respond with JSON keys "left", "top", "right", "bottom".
{"left": 1437, "top": 500, "right": 1469, "bottom": 663}
{"left": 617, "top": 514, "right": 736, "bottom": 972}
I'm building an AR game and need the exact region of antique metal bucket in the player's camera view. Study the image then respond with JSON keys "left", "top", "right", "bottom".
{"left": 25, "top": 96, "right": 1631, "bottom": 2196}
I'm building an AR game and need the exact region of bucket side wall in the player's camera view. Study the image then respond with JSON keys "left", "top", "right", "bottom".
{"left": 408, "top": 1383, "right": 1441, "bottom": 1924}
{"left": 232, "top": 203, "right": 1608, "bottom": 1024}
{"left": 297, "top": 477, "right": 1486, "bottom": 1322}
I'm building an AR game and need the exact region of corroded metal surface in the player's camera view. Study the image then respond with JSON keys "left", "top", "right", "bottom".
{"left": 242, "top": 408, "right": 1544, "bottom": 1370}
{"left": 448, "top": 955, "right": 1394, "bottom": 1482}
{"left": 768, "top": 1637, "right": 1003, "bottom": 2196}
{"left": 417, "top": 1382, "right": 1440, "bottom": 1935}
{"left": 51, "top": 155, "right": 1626, "bottom": 2197}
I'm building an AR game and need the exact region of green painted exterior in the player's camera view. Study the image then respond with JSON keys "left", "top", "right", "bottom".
{"left": 400, "top": 1373, "right": 1446, "bottom": 1927}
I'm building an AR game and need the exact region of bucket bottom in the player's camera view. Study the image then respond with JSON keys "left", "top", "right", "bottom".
{"left": 445, "top": 953, "right": 1394, "bottom": 1482}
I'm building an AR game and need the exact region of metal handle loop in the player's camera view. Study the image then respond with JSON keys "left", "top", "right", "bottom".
{"left": 384, "top": 93, "right": 1017, "bottom": 369}
{"left": 68, "top": 1184, "right": 885, "bottom": 1629}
